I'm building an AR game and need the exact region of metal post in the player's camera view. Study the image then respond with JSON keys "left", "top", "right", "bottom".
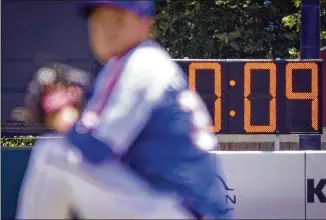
{"left": 274, "top": 58, "right": 281, "bottom": 151}
{"left": 299, "top": 0, "right": 321, "bottom": 150}
{"left": 300, "top": 0, "right": 320, "bottom": 59}
{"left": 274, "top": 134, "right": 280, "bottom": 151}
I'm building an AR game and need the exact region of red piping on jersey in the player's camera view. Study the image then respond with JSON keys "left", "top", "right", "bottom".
{"left": 88, "top": 42, "right": 147, "bottom": 115}
{"left": 90, "top": 57, "right": 123, "bottom": 115}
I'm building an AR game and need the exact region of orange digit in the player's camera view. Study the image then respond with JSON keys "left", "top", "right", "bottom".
{"left": 189, "top": 62, "right": 221, "bottom": 132}
{"left": 244, "top": 63, "right": 277, "bottom": 133}
{"left": 285, "top": 62, "right": 319, "bottom": 131}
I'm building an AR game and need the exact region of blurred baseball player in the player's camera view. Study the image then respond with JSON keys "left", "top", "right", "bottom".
{"left": 16, "top": 0, "right": 232, "bottom": 219}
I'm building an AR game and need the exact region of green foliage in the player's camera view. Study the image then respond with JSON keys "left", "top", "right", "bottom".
{"left": 1, "top": 137, "right": 36, "bottom": 147}
{"left": 155, "top": 0, "right": 325, "bottom": 59}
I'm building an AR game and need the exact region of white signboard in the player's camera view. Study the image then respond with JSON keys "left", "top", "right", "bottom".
{"left": 212, "top": 151, "right": 307, "bottom": 219}
{"left": 305, "top": 152, "right": 326, "bottom": 219}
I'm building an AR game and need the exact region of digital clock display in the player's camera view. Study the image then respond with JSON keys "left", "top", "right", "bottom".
{"left": 176, "top": 59, "right": 323, "bottom": 134}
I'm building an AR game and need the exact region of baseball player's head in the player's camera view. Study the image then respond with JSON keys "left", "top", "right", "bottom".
{"left": 79, "top": 0, "right": 155, "bottom": 64}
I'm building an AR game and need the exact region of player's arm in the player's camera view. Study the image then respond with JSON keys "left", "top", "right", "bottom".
{"left": 65, "top": 47, "right": 177, "bottom": 164}
{"left": 65, "top": 87, "right": 150, "bottom": 163}
{"left": 12, "top": 63, "right": 92, "bottom": 134}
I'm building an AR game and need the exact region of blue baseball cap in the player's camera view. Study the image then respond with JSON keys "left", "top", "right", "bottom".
{"left": 79, "top": 0, "right": 155, "bottom": 19}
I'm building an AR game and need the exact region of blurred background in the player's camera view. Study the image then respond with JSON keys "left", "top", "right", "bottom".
{"left": 1, "top": 1, "right": 326, "bottom": 219}
{"left": 1, "top": 0, "right": 325, "bottom": 150}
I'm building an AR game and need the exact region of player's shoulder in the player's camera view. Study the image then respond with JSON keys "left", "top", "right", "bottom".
{"left": 128, "top": 41, "right": 173, "bottom": 64}
{"left": 129, "top": 42, "right": 179, "bottom": 74}
{"left": 124, "top": 41, "right": 187, "bottom": 93}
